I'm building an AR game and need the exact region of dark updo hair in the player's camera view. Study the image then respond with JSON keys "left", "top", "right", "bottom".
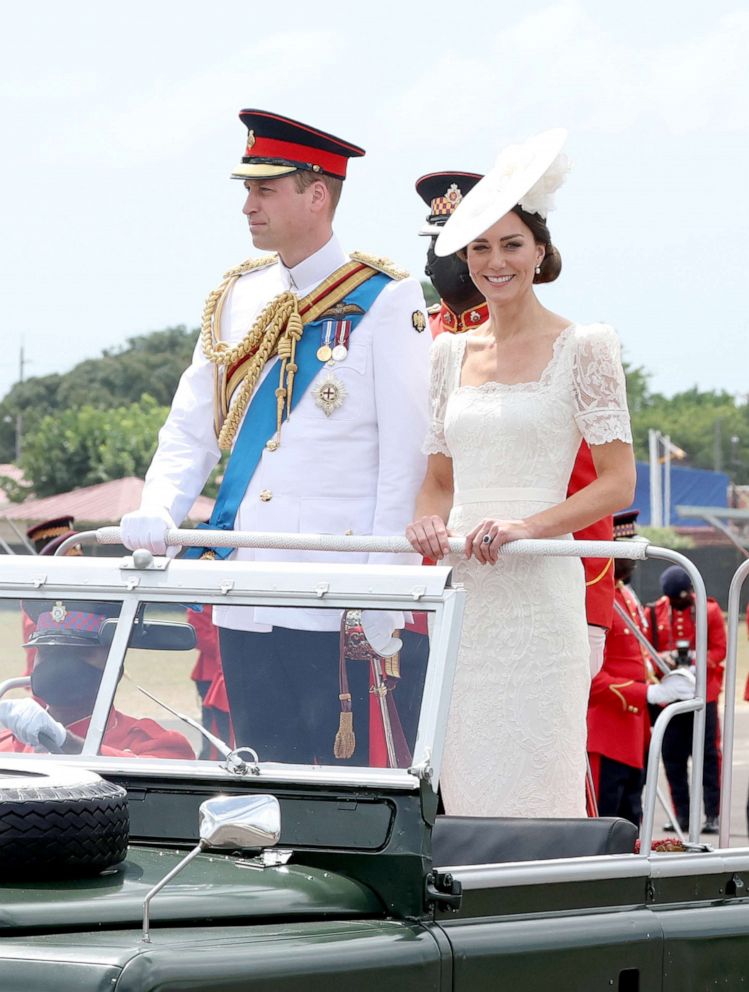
{"left": 510, "top": 205, "right": 562, "bottom": 284}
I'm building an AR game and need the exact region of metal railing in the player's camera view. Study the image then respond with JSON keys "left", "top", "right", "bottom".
{"left": 720, "top": 559, "right": 749, "bottom": 849}
{"left": 47, "top": 527, "right": 711, "bottom": 855}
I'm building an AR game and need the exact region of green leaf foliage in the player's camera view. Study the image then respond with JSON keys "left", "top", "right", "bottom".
{"left": 0, "top": 326, "right": 198, "bottom": 463}
{"left": 20, "top": 395, "right": 169, "bottom": 497}
{"left": 624, "top": 364, "right": 748, "bottom": 484}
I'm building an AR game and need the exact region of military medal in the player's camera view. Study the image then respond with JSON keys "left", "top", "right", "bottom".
{"left": 319, "top": 318, "right": 351, "bottom": 364}
{"left": 313, "top": 371, "right": 347, "bottom": 416}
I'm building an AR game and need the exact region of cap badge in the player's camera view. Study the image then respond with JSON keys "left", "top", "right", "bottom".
{"left": 51, "top": 601, "right": 67, "bottom": 624}
{"left": 313, "top": 371, "right": 347, "bottom": 417}
{"left": 411, "top": 311, "right": 426, "bottom": 333}
{"left": 430, "top": 183, "right": 464, "bottom": 217}
{"left": 245, "top": 129, "right": 256, "bottom": 153}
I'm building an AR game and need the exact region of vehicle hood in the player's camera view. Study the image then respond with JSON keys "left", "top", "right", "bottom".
{"left": 0, "top": 846, "right": 382, "bottom": 931}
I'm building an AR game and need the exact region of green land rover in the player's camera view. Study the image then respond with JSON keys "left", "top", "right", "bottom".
{"left": 0, "top": 532, "right": 747, "bottom": 991}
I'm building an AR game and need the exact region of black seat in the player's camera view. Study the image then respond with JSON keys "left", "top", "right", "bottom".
{"left": 431, "top": 815, "right": 638, "bottom": 866}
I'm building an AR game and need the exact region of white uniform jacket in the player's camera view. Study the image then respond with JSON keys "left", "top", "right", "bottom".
{"left": 142, "top": 235, "right": 431, "bottom": 631}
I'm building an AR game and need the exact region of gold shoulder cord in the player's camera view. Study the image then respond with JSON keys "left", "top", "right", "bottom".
{"left": 201, "top": 254, "right": 302, "bottom": 451}
{"left": 203, "top": 255, "right": 382, "bottom": 451}
{"left": 349, "top": 250, "right": 409, "bottom": 281}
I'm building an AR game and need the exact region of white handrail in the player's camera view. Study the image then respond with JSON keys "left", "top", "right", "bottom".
{"left": 93, "top": 526, "right": 650, "bottom": 561}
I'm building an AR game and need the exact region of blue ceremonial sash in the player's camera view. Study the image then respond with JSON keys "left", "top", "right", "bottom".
{"left": 186, "top": 271, "right": 390, "bottom": 559}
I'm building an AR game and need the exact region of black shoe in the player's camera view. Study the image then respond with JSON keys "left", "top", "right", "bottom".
{"left": 702, "top": 816, "right": 719, "bottom": 834}
{"left": 663, "top": 818, "right": 689, "bottom": 832}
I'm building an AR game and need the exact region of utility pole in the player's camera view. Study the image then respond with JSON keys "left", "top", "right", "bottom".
{"left": 649, "top": 428, "right": 663, "bottom": 527}
{"left": 713, "top": 418, "right": 722, "bottom": 473}
{"left": 15, "top": 344, "right": 28, "bottom": 462}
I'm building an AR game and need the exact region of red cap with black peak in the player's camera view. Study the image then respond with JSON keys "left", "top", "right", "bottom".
{"left": 415, "top": 171, "right": 483, "bottom": 235}
{"left": 232, "top": 109, "right": 365, "bottom": 181}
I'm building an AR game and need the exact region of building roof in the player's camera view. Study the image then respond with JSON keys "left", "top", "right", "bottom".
{"left": 0, "top": 476, "right": 213, "bottom": 527}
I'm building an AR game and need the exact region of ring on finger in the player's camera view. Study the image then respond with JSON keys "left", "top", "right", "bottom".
{"left": 481, "top": 534, "right": 493, "bottom": 545}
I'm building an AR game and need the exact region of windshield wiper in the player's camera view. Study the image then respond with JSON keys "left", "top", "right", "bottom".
{"left": 125, "top": 676, "right": 260, "bottom": 776}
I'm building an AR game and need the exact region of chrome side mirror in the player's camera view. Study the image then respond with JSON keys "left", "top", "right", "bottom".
{"left": 142, "top": 794, "right": 281, "bottom": 942}
{"left": 199, "top": 795, "right": 281, "bottom": 848}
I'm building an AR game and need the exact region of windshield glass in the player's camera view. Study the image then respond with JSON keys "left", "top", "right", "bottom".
{"left": 0, "top": 594, "right": 436, "bottom": 772}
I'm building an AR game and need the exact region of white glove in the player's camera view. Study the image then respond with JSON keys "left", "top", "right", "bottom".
{"left": 0, "top": 699, "right": 66, "bottom": 750}
{"left": 120, "top": 507, "right": 176, "bottom": 556}
{"left": 361, "top": 610, "right": 404, "bottom": 658}
{"left": 647, "top": 668, "right": 696, "bottom": 706}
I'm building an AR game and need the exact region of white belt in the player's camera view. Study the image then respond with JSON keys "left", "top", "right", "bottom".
{"left": 453, "top": 486, "right": 564, "bottom": 505}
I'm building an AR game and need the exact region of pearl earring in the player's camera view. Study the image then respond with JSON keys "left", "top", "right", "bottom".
{"left": 535, "top": 263, "right": 541, "bottom": 275}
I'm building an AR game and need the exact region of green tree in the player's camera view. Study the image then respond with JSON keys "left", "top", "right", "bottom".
{"left": 629, "top": 387, "right": 749, "bottom": 483}
{"left": 20, "top": 395, "right": 169, "bottom": 497}
{"left": 0, "top": 327, "right": 198, "bottom": 462}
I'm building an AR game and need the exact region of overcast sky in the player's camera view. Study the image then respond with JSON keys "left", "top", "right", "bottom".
{"left": 0, "top": 0, "right": 746, "bottom": 402}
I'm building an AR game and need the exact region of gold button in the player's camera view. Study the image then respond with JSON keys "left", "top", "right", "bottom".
{"left": 259, "top": 489, "right": 272, "bottom": 502}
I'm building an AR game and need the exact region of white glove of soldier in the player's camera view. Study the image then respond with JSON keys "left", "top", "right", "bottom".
{"left": 0, "top": 699, "right": 67, "bottom": 750}
{"left": 646, "top": 667, "right": 696, "bottom": 706}
{"left": 120, "top": 506, "right": 176, "bottom": 556}
{"left": 361, "top": 610, "right": 404, "bottom": 658}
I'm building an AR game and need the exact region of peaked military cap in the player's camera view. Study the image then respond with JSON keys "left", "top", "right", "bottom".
{"left": 232, "top": 109, "right": 365, "bottom": 181}
{"left": 27, "top": 516, "right": 77, "bottom": 555}
{"left": 415, "top": 171, "right": 483, "bottom": 235}
{"left": 22, "top": 600, "right": 121, "bottom": 648}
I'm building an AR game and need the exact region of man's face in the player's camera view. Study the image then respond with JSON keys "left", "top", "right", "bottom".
{"left": 30, "top": 644, "right": 107, "bottom": 712}
{"left": 425, "top": 237, "right": 483, "bottom": 312}
{"left": 668, "top": 592, "right": 694, "bottom": 611}
{"left": 242, "top": 176, "right": 315, "bottom": 257}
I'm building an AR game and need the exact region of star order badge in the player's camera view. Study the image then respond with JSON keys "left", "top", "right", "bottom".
{"left": 411, "top": 310, "right": 426, "bottom": 333}
{"left": 313, "top": 371, "right": 347, "bottom": 417}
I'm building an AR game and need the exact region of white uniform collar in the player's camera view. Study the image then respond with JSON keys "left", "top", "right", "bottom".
{"left": 283, "top": 235, "right": 346, "bottom": 294}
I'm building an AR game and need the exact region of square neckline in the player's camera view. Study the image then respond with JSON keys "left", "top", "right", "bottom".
{"left": 455, "top": 323, "right": 576, "bottom": 392}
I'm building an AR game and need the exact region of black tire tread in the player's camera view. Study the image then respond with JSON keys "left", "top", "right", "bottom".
{"left": 0, "top": 776, "right": 129, "bottom": 878}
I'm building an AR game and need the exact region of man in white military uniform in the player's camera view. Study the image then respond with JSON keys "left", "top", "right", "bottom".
{"left": 121, "top": 109, "right": 430, "bottom": 764}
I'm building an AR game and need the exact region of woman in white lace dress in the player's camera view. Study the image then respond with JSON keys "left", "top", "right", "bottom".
{"left": 407, "top": 130, "right": 636, "bottom": 818}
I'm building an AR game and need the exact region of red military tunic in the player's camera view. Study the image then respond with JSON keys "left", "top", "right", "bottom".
{"left": 569, "top": 441, "right": 614, "bottom": 629}
{"left": 428, "top": 301, "right": 489, "bottom": 339}
{"left": 0, "top": 709, "right": 195, "bottom": 760}
{"left": 648, "top": 596, "right": 726, "bottom": 703}
{"left": 587, "top": 582, "right": 653, "bottom": 769}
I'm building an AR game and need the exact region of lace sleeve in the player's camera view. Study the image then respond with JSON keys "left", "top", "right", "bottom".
{"left": 421, "top": 334, "right": 457, "bottom": 456}
{"left": 571, "top": 324, "right": 633, "bottom": 445}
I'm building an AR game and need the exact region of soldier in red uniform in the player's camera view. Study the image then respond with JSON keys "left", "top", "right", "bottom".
{"left": 416, "top": 172, "right": 489, "bottom": 338}
{"left": 647, "top": 566, "right": 726, "bottom": 833}
{"left": 0, "top": 605, "right": 194, "bottom": 760}
{"left": 22, "top": 516, "right": 82, "bottom": 674}
{"left": 187, "top": 604, "right": 232, "bottom": 758}
{"left": 587, "top": 511, "right": 694, "bottom": 823}
{"left": 415, "top": 170, "right": 615, "bottom": 675}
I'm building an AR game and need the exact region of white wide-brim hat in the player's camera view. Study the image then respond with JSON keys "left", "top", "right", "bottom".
{"left": 434, "top": 128, "right": 569, "bottom": 257}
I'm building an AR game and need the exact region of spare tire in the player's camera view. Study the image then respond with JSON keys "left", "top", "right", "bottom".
{"left": 0, "top": 761, "right": 129, "bottom": 878}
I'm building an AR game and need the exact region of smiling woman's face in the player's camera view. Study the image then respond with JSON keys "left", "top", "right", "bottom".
{"left": 465, "top": 211, "right": 544, "bottom": 305}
